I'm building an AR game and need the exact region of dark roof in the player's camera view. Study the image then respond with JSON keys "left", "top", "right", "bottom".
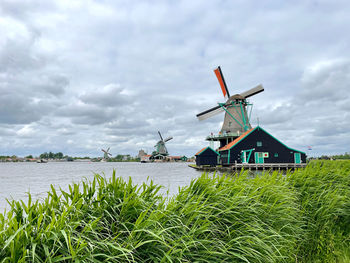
{"left": 195, "top": 147, "right": 207, "bottom": 155}
{"left": 195, "top": 147, "right": 220, "bottom": 156}
{"left": 219, "top": 128, "right": 255, "bottom": 151}
{"left": 218, "top": 126, "right": 305, "bottom": 154}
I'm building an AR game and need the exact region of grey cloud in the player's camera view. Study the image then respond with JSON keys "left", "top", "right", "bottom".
{"left": 0, "top": 125, "right": 16, "bottom": 136}
{"left": 0, "top": 14, "right": 67, "bottom": 125}
{"left": 32, "top": 74, "right": 68, "bottom": 96}
{"left": 79, "top": 84, "right": 131, "bottom": 107}
{"left": 0, "top": 0, "right": 54, "bottom": 20}
{"left": 0, "top": 93, "right": 52, "bottom": 124}
{"left": 106, "top": 117, "right": 149, "bottom": 130}
{"left": 312, "top": 116, "right": 350, "bottom": 137}
{"left": 56, "top": 83, "right": 136, "bottom": 126}
{"left": 298, "top": 60, "right": 350, "bottom": 104}
{"left": 57, "top": 103, "right": 113, "bottom": 125}
{"left": 0, "top": 71, "right": 67, "bottom": 124}
{"left": 0, "top": 39, "right": 42, "bottom": 72}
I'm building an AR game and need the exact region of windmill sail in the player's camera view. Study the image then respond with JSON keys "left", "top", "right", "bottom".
{"left": 240, "top": 84, "right": 264, "bottom": 98}
{"left": 158, "top": 131, "right": 163, "bottom": 141}
{"left": 164, "top": 136, "right": 173, "bottom": 142}
{"left": 196, "top": 105, "right": 224, "bottom": 121}
{"left": 214, "top": 66, "right": 230, "bottom": 100}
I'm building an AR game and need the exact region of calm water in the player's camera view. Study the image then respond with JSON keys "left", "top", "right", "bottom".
{"left": 0, "top": 162, "right": 202, "bottom": 212}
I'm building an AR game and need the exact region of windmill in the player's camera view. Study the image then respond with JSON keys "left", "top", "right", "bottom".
{"left": 154, "top": 131, "right": 173, "bottom": 156}
{"left": 196, "top": 66, "right": 264, "bottom": 148}
{"left": 101, "top": 147, "right": 112, "bottom": 160}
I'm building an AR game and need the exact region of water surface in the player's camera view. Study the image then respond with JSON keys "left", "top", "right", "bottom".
{"left": 0, "top": 162, "right": 202, "bottom": 212}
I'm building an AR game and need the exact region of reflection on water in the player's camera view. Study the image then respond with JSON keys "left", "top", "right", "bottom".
{"left": 0, "top": 162, "right": 202, "bottom": 212}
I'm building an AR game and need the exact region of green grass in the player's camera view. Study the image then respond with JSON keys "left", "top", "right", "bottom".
{"left": 0, "top": 160, "right": 349, "bottom": 262}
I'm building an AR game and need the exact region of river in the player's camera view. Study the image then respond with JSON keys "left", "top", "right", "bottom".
{"left": 0, "top": 162, "right": 203, "bottom": 212}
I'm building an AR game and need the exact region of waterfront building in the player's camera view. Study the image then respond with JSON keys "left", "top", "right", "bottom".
{"left": 218, "top": 126, "right": 306, "bottom": 165}
{"left": 195, "top": 147, "right": 220, "bottom": 167}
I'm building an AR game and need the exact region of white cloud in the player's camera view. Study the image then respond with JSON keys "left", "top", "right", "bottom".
{"left": 16, "top": 125, "right": 35, "bottom": 137}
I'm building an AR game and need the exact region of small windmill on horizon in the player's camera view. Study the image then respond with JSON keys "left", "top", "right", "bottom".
{"left": 101, "top": 147, "right": 112, "bottom": 160}
{"left": 196, "top": 66, "right": 264, "bottom": 149}
{"left": 154, "top": 131, "right": 173, "bottom": 156}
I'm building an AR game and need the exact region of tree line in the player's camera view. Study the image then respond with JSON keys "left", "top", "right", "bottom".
{"left": 39, "top": 152, "right": 64, "bottom": 159}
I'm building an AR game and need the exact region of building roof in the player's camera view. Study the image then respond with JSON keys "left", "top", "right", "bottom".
{"left": 218, "top": 126, "right": 305, "bottom": 154}
{"left": 168, "top": 156, "right": 182, "bottom": 159}
{"left": 195, "top": 146, "right": 220, "bottom": 156}
{"left": 219, "top": 128, "right": 255, "bottom": 151}
{"left": 195, "top": 147, "right": 207, "bottom": 156}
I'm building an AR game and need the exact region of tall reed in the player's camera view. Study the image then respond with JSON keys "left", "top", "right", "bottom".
{"left": 288, "top": 160, "right": 350, "bottom": 262}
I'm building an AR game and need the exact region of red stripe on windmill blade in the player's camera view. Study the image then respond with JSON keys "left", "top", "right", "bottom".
{"left": 214, "top": 67, "right": 230, "bottom": 100}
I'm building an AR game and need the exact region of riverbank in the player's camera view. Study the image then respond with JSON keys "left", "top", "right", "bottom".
{"left": 0, "top": 160, "right": 349, "bottom": 262}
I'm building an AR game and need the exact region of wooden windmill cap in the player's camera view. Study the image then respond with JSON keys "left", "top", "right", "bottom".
{"left": 229, "top": 94, "right": 245, "bottom": 100}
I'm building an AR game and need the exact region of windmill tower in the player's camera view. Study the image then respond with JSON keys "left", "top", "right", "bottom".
{"left": 101, "top": 147, "right": 112, "bottom": 160}
{"left": 154, "top": 131, "right": 173, "bottom": 156}
{"left": 196, "top": 66, "right": 264, "bottom": 148}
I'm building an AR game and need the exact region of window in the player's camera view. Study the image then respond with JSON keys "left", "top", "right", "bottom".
{"left": 257, "top": 141, "right": 262, "bottom": 147}
{"left": 274, "top": 153, "right": 278, "bottom": 157}
{"left": 229, "top": 122, "right": 232, "bottom": 127}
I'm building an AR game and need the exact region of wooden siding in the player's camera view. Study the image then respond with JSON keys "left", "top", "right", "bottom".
{"left": 195, "top": 147, "right": 219, "bottom": 166}
{"left": 219, "top": 127, "right": 306, "bottom": 165}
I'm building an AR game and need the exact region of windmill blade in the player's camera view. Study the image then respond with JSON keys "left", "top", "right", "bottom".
{"left": 240, "top": 84, "right": 264, "bottom": 98}
{"left": 158, "top": 131, "right": 163, "bottom": 141}
{"left": 164, "top": 136, "right": 173, "bottom": 142}
{"left": 214, "top": 66, "right": 230, "bottom": 100}
{"left": 196, "top": 105, "right": 224, "bottom": 121}
{"left": 106, "top": 147, "right": 110, "bottom": 152}
{"left": 101, "top": 149, "right": 106, "bottom": 153}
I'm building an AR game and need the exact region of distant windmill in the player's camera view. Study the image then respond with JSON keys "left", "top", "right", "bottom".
{"left": 197, "top": 66, "right": 264, "bottom": 134}
{"left": 154, "top": 131, "right": 173, "bottom": 155}
{"left": 101, "top": 147, "right": 112, "bottom": 160}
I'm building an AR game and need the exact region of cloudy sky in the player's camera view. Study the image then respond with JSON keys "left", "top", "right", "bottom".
{"left": 0, "top": 0, "right": 349, "bottom": 157}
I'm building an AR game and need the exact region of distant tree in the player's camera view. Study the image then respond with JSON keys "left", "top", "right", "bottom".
{"left": 40, "top": 152, "right": 48, "bottom": 159}
{"left": 319, "top": 155, "right": 330, "bottom": 160}
{"left": 54, "top": 152, "right": 64, "bottom": 159}
{"left": 332, "top": 152, "right": 350, "bottom": 160}
{"left": 115, "top": 154, "right": 124, "bottom": 161}
{"left": 25, "top": 155, "right": 33, "bottom": 159}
